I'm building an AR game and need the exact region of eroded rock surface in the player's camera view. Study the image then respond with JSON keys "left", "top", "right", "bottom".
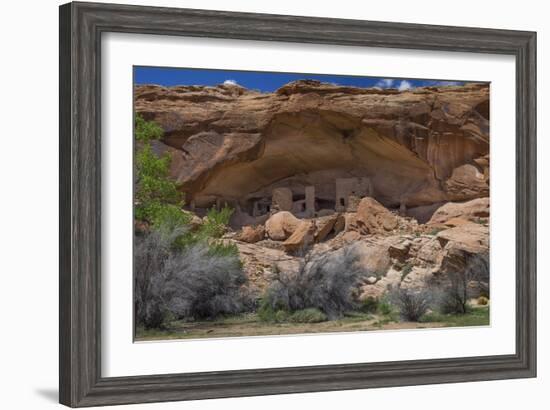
{"left": 135, "top": 81, "right": 489, "bottom": 215}
{"left": 232, "top": 199, "right": 489, "bottom": 298}
{"left": 136, "top": 81, "right": 490, "bottom": 299}
{"left": 428, "top": 197, "right": 490, "bottom": 225}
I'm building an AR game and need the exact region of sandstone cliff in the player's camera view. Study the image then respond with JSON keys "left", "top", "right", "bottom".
{"left": 135, "top": 80, "right": 489, "bottom": 223}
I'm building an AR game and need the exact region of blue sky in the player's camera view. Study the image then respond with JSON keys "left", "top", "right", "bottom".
{"left": 134, "top": 66, "right": 466, "bottom": 92}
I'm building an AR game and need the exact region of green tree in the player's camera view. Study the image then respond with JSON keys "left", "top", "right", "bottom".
{"left": 135, "top": 113, "right": 164, "bottom": 143}
{"left": 134, "top": 114, "right": 237, "bottom": 255}
{"left": 134, "top": 114, "right": 188, "bottom": 229}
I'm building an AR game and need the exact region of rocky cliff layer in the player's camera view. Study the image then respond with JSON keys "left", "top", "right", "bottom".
{"left": 135, "top": 80, "right": 489, "bottom": 220}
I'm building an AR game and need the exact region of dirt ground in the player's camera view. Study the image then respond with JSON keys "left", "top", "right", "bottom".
{"left": 135, "top": 307, "right": 489, "bottom": 341}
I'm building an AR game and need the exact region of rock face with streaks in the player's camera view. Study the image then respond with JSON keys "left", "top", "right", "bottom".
{"left": 135, "top": 80, "right": 489, "bottom": 224}
{"left": 136, "top": 80, "right": 490, "bottom": 297}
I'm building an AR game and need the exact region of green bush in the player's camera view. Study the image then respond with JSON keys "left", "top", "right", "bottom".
{"left": 257, "top": 300, "right": 287, "bottom": 323}
{"left": 257, "top": 301, "right": 327, "bottom": 324}
{"left": 135, "top": 144, "right": 171, "bottom": 179}
{"left": 135, "top": 145, "right": 182, "bottom": 202}
{"left": 136, "top": 202, "right": 190, "bottom": 230}
{"left": 361, "top": 297, "right": 379, "bottom": 313}
{"left": 135, "top": 113, "right": 164, "bottom": 142}
{"left": 378, "top": 298, "right": 394, "bottom": 315}
{"left": 275, "top": 310, "right": 290, "bottom": 323}
{"left": 361, "top": 296, "right": 395, "bottom": 316}
{"left": 134, "top": 118, "right": 185, "bottom": 229}
{"left": 289, "top": 308, "right": 328, "bottom": 323}
{"left": 196, "top": 205, "right": 234, "bottom": 239}
{"left": 207, "top": 241, "right": 240, "bottom": 257}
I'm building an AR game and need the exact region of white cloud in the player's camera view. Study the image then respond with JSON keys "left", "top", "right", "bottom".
{"left": 375, "top": 78, "right": 394, "bottom": 88}
{"left": 223, "top": 79, "right": 238, "bottom": 86}
{"left": 398, "top": 80, "right": 413, "bottom": 91}
{"left": 434, "top": 81, "right": 461, "bottom": 86}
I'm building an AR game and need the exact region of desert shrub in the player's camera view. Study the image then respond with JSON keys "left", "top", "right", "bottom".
{"left": 257, "top": 300, "right": 288, "bottom": 323}
{"left": 138, "top": 202, "right": 190, "bottom": 230}
{"left": 151, "top": 242, "right": 249, "bottom": 320}
{"left": 390, "top": 288, "right": 433, "bottom": 322}
{"left": 289, "top": 308, "right": 328, "bottom": 323}
{"left": 134, "top": 227, "right": 184, "bottom": 328}
{"left": 361, "top": 297, "right": 379, "bottom": 313}
{"left": 135, "top": 113, "right": 164, "bottom": 142}
{"left": 274, "top": 310, "right": 290, "bottom": 323}
{"left": 174, "top": 205, "right": 239, "bottom": 257}
{"left": 257, "top": 304, "right": 327, "bottom": 324}
{"left": 378, "top": 298, "right": 394, "bottom": 315}
{"left": 262, "top": 244, "right": 366, "bottom": 320}
{"left": 440, "top": 252, "right": 490, "bottom": 314}
{"left": 196, "top": 205, "right": 234, "bottom": 239}
{"left": 257, "top": 301, "right": 276, "bottom": 322}
{"left": 477, "top": 296, "right": 489, "bottom": 306}
{"left": 134, "top": 227, "right": 250, "bottom": 328}
{"left": 206, "top": 241, "right": 240, "bottom": 257}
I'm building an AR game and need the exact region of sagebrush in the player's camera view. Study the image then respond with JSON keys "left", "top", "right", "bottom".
{"left": 440, "top": 252, "right": 490, "bottom": 314}
{"left": 134, "top": 227, "right": 250, "bottom": 328}
{"left": 262, "top": 244, "right": 367, "bottom": 320}
{"left": 390, "top": 287, "right": 433, "bottom": 322}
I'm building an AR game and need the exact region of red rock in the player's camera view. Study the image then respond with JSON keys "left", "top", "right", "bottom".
{"left": 135, "top": 82, "right": 489, "bottom": 210}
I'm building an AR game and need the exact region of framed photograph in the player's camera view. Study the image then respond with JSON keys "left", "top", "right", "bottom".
{"left": 59, "top": 1, "right": 536, "bottom": 407}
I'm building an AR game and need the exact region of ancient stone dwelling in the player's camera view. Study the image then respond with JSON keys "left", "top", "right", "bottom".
{"left": 207, "top": 176, "right": 374, "bottom": 228}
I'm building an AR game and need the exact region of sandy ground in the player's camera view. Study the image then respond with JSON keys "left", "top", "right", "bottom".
{"left": 136, "top": 315, "right": 453, "bottom": 341}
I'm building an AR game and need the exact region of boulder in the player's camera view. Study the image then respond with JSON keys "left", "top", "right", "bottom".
{"left": 265, "top": 211, "right": 301, "bottom": 241}
{"left": 283, "top": 221, "right": 316, "bottom": 253}
{"left": 388, "top": 240, "right": 412, "bottom": 262}
{"left": 431, "top": 222, "right": 489, "bottom": 287}
{"left": 444, "top": 164, "right": 489, "bottom": 201}
{"left": 333, "top": 214, "right": 346, "bottom": 234}
{"left": 314, "top": 213, "right": 345, "bottom": 242}
{"left": 436, "top": 222, "right": 489, "bottom": 254}
{"left": 344, "top": 212, "right": 359, "bottom": 232}
{"left": 354, "top": 197, "right": 398, "bottom": 234}
{"left": 342, "top": 230, "right": 361, "bottom": 243}
{"left": 428, "top": 197, "right": 490, "bottom": 225}
{"left": 354, "top": 239, "right": 393, "bottom": 275}
{"left": 235, "top": 225, "right": 265, "bottom": 243}
{"left": 360, "top": 268, "right": 402, "bottom": 300}
{"left": 236, "top": 241, "right": 301, "bottom": 290}
{"left": 415, "top": 237, "right": 444, "bottom": 267}
{"left": 400, "top": 266, "right": 434, "bottom": 290}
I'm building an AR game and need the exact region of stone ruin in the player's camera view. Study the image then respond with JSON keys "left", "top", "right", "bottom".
{"left": 246, "top": 177, "right": 373, "bottom": 221}
{"left": 334, "top": 177, "right": 373, "bottom": 212}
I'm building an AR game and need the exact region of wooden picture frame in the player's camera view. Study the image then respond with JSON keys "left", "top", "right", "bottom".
{"left": 59, "top": 1, "right": 536, "bottom": 407}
